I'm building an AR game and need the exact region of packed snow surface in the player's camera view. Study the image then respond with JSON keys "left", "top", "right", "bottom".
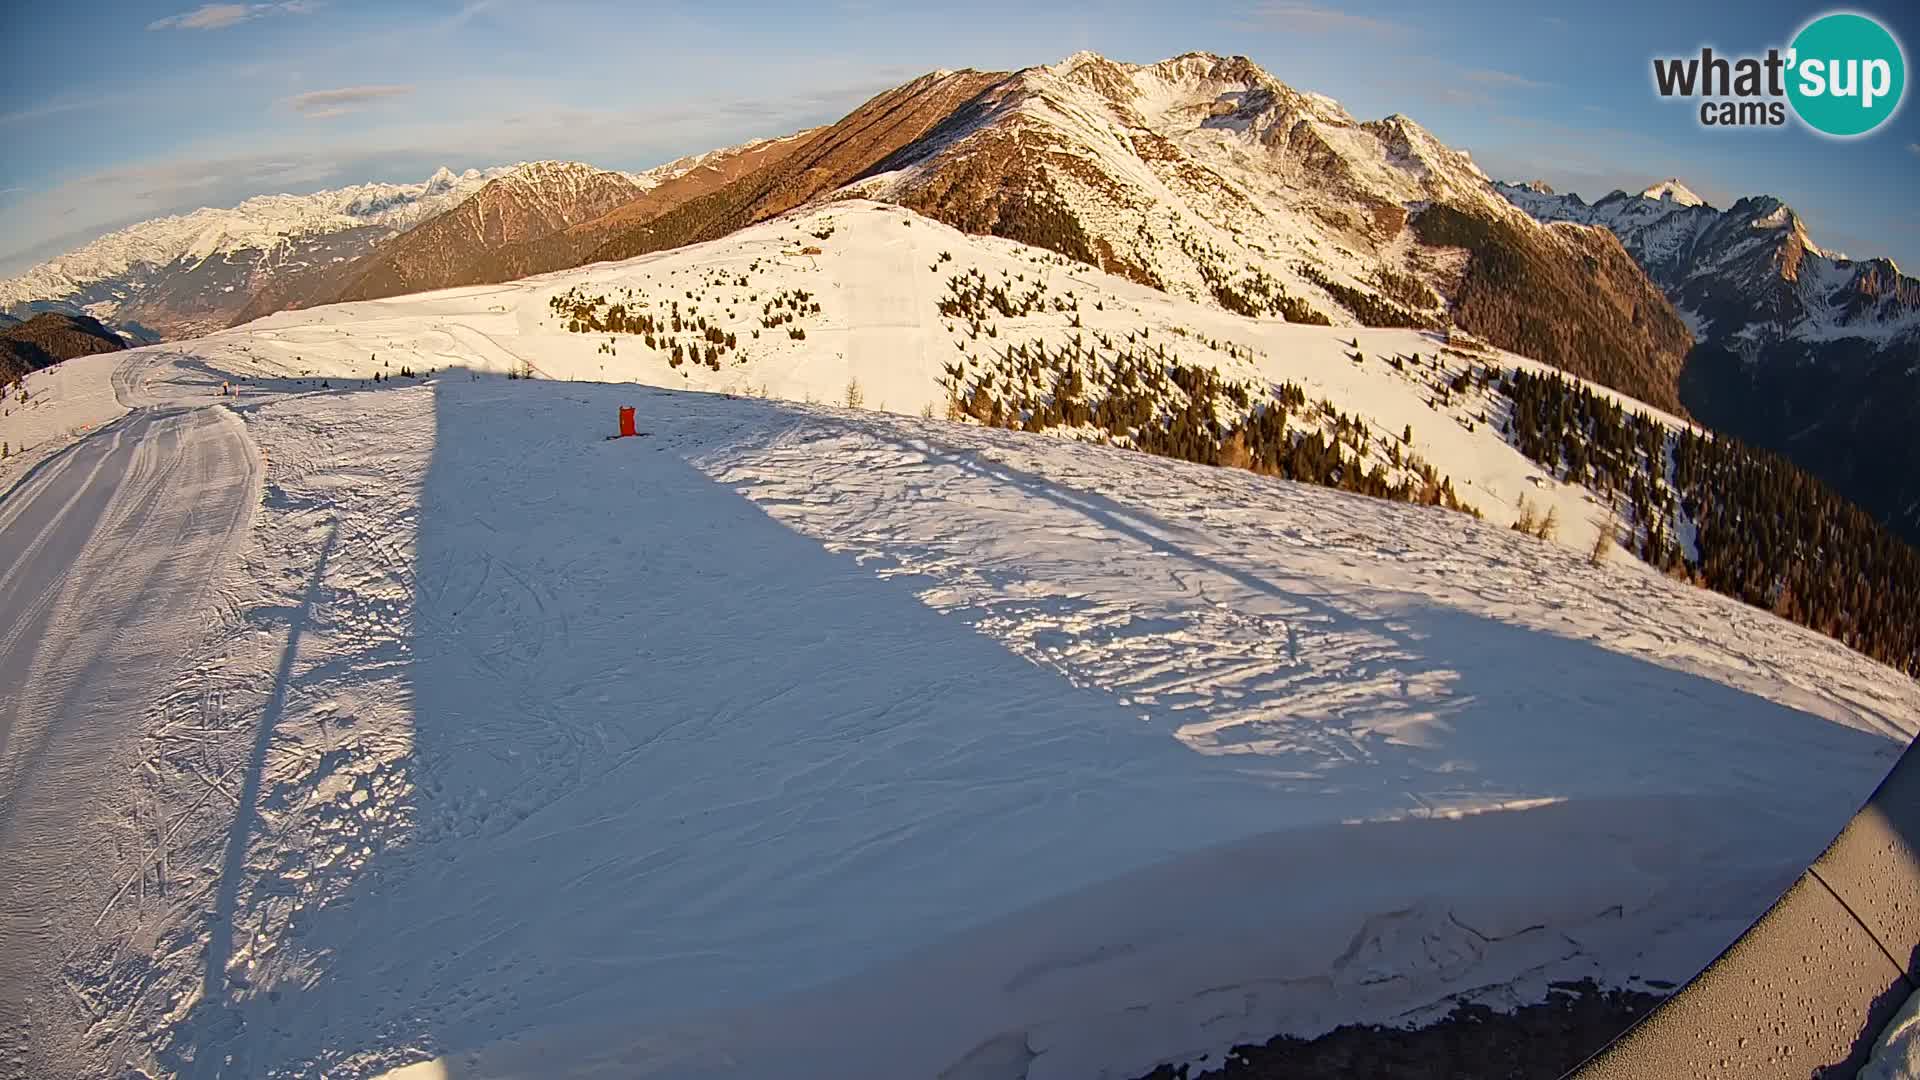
{"left": 0, "top": 202, "right": 1914, "bottom": 1080}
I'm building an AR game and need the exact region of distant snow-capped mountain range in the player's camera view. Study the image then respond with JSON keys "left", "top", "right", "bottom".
{"left": 1496, "top": 177, "right": 1920, "bottom": 346}
{"left": 0, "top": 147, "right": 795, "bottom": 341}
{"left": 0, "top": 162, "right": 676, "bottom": 340}
{"left": 0, "top": 168, "right": 503, "bottom": 326}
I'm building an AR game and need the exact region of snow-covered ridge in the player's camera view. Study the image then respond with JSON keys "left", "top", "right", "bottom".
{"left": 630, "top": 128, "right": 824, "bottom": 188}
{"left": 483, "top": 160, "right": 632, "bottom": 195}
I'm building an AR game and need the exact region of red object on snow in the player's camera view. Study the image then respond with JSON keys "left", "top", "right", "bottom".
{"left": 618, "top": 406, "right": 636, "bottom": 438}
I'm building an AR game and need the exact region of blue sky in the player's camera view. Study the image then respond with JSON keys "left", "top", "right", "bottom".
{"left": 2, "top": 0, "right": 1917, "bottom": 275}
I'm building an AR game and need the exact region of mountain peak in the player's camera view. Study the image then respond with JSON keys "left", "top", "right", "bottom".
{"left": 1640, "top": 179, "right": 1704, "bottom": 207}
{"left": 1053, "top": 49, "right": 1111, "bottom": 70}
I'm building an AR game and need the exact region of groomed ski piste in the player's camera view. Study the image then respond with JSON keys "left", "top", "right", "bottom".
{"left": 1, "top": 201, "right": 1915, "bottom": 1080}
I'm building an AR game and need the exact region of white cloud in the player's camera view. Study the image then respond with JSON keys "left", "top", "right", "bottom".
{"left": 147, "top": 2, "right": 318, "bottom": 31}
{"left": 284, "top": 84, "right": 417, "bottom": 118}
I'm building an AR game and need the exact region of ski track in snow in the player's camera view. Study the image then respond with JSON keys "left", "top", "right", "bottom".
{"left": 0, "top": 363, "right": 259, "bottom": 1080}
{"left": 0, "top": 203, "right": 1915, "bottom": 1080}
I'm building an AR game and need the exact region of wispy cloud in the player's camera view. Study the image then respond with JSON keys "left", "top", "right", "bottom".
{"left": 1427, "top": 87, "right": 1489, "bottom": 107}
{"left": 0, "top": 95, "right": 130, "bottom": 127}
{"left": 1462, "top": 68, "right": 1550, "bottom": 90}
{"left": 284, "top": 84, "right": 416, "bottom": 119}
{"left": 147, "top": 1, "right": 318, "bottom": 32}
{"left": 442, "top": 0, "right": 499, "bottom": 30}
{"left": 1240, "top": 2, "right": 1407, "bottom": 35}
{"left": 1909, "top": 143, "right": 1920, "bottom": 155}
{"left": 1380, "top": 64, "right": 1551, "bottom": 111}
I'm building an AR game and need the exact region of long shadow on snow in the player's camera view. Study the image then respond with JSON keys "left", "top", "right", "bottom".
{"left": 200, "top": 525, "right": 340, "bottom": 1018}
{"left": 164, "top": 375, "right": 1900, "bottom": 1079}
{"left": 842, "top": 418, "right": 1900, "bottom": 820}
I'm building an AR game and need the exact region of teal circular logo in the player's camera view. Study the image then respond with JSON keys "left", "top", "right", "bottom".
{"left": 1787, "top": 12, "right": 1906, "bottom": 136}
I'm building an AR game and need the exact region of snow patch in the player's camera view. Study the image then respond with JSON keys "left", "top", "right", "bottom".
{"left": 1640, "top": 178, "right": 1706, "bottom": 207}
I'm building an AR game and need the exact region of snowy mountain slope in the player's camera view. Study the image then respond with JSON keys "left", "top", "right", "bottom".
{"left": 210, "top": 200, "right": 1668, "bottom": 557}
{"left": 17, "top": 198, "right": 1911, "bottom": 684}
{"left": 151, "top": 200, "right": 1920, "bottom": 677}
{"left": 0, "top": 350, "right": 128, "bottom": 477}
{"left": 13, "top": 325, "right": 1912, "bottom": 1080}
{"left": 8, "top": 54, "right": 1694, "bottom": 418}
{"left": 843, "top": 51, "right": 1691, "bottom": 414}
{"left": 256, "top": 53, "right": 1683, "bottom": 417}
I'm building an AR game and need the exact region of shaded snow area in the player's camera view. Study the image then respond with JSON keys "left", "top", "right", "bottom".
{"left": 1, "top": 202, "right": 1915, "bottom": 1080}
{"left": 12, "top": 366, "right": 1908, "bottom": 1080}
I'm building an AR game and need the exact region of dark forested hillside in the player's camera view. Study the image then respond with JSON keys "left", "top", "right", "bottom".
{"left": 1681, "top": 337, "right": 1920, "bottom": 547}
{"left": 1411, "top": 206, "right": 1692, "bottom": 416}
{"left": 0, "top": 312, "right": 127, "bottom": 384}
{"left": 1499, "top": 367, "right": 1920, "bottom": 676}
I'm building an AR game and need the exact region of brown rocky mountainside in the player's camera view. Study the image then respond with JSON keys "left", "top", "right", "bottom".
{"left": 273, "top": 71, "right": 1004, "bottom": 312}
{"left": 236, "top": 144, "right": 820, "bottom": 320}
{"left": 1, "top": 312, "right": 127, "bottom": 384}
{"left": 327, "top": 162, "right": 645, "bottom": 303}
{"left": 473, "top": 135, "right": 817, "bottom": 282}
{"left": 581, "top": 69, "right": 1006, "bottom": 264}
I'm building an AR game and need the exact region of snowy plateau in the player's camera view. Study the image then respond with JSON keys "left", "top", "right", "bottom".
{"left": 0, "top": 201, "right": 1915, "bottom": 1080}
